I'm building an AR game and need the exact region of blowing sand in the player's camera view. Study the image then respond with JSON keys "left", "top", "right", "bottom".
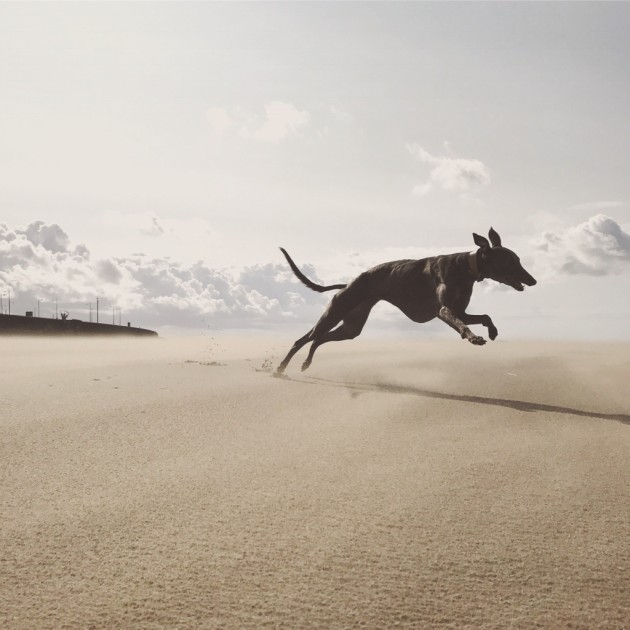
{"left": 1, "top": 335, "right": 628, "bottom": 629}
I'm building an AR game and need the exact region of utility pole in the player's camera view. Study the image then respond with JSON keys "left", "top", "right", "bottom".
{"left": 55, "top": 297, "right": 58, "bottom": 319}
{"left": 37, "top": 298, "right": 41, "bottom": 318}
{"left": 96, "top": 297, "right": 99, "bottom": 323}
{"left": 7, "top": 289, "right": 10, "bottom": 315}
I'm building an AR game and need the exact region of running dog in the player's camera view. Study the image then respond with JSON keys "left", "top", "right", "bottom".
{"left": 276, "top": 228, "right": 536, "bottom": 374}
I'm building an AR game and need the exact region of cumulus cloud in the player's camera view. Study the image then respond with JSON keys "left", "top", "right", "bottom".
{"left": 0, "top": 221, "right": 327, "bottom": 329}
{"left": 535, "top": 214, "right": 630, "bottom": 276}
{"left": 206, "top": 101, "right": 310, "bottom": 143}
{"left": 96, "top": 259, "right": 124, "bottom": 284}
{"left": 1, "top": 223, "right": 137, "bottom": 309}
{"left": 408, "top": 144, "right": 491, "bottom": 196}
{"left": 19, "top": 221, "right": 70, "bottom": 254}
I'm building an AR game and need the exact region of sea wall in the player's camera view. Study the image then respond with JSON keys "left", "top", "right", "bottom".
{"left": 0, "top": 314, "right": 157, "bottom": 336}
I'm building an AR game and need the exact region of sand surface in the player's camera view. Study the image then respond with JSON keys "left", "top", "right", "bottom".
{"left": 1, "top": 335, "right": 628, "bottom": 629}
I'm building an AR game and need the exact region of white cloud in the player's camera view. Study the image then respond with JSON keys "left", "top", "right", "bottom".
{"left": 253, "top": 101, "right": 310, "bottom": 143}
{"left": 205, "top": 101, "right": 310, "bottom": 143}
{"left": 535, "top": 214, "right": 630, "bottom": 277}
{"left": 142, "top": 216, "right": 165, "bottom": 237}
{"left": 329, "top": 105, "right": 353, "bottom": 124}
{"left": 0, "top": 221, "right": 327, "bottom": 329}
{"left": 408, "top": 144, "right": 491, "bottom": 196}
{"left": 19, "top": 221, "right": 70, "bottom": 254}
{"left": 95, "top": 259, "right": 124, "bottom": 284}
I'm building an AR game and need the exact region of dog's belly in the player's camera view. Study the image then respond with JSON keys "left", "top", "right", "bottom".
{"left": 345, "top": 261, "right": 440, "bottom": 324}
{"left": 378, "top": 265, "right": 439, "bottom": 323}
{"left": 384, "top": 296, "right": 439, "bottom": 323}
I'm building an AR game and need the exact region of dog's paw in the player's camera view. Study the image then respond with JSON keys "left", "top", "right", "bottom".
{"left": 488, "top": 327, "right": 498, "bottom": 341}
{"left": 301, "top": 360, "right": 311, "bottom": 372}
{"left": 469, "top": 335, "right": 487, "bottom": 346}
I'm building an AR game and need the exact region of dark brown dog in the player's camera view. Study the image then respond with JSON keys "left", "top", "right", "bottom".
{"left": 276, "top": 228, "right": 536, "bottom": 374}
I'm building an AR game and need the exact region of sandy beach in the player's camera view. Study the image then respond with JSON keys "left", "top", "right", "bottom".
{"left": 1, "top": 335, "right": 628, "bottom": 629}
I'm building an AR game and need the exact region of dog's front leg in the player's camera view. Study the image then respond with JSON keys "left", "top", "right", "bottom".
{"left": 438, "top": 306, "right": 486, "bottom": 345}
{"left": 460, "top": 313, "right": 498, "bottom": 340}
{"left": 436, "top": 285, "right": 486, "bottom": 345}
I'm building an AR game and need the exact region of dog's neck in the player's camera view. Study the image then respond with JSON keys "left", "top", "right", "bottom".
{"left": 468, "top": 251, "right": 483, "bottom": 281}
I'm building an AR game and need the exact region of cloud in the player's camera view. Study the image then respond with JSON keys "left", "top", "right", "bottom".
{"left": 0, "top": 221, "right": 327, "bottom": 329}
{"left": 408, "top": 144, "right": 491, "bottom": 196}
{"left": 1, "top": 222, "right": 138, "bottom": 309}
{"left": 141, "top": 216, "right": 165, "bottom": 237}
{"left": 96, "top": 259, "right": 124, "bottom": 284}
{"left": 252, "top": 101, "right": 310, "bottom": 143}
{"left": 18, "top": 221, "right": 70, "bottom": 254}
{"left": 535, "top": 214, "right": 630, "bottom": 276}
{"left": 206, "top": 101, "right": 310, "bottom": 143}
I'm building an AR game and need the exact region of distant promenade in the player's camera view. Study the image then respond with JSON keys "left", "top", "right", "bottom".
{"left": 0, "top": 313, "right": 157, "bottom": 336}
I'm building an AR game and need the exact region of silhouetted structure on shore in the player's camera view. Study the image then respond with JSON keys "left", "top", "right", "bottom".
{"left": 0, "top": 313, "right": 157, "bottom": 337}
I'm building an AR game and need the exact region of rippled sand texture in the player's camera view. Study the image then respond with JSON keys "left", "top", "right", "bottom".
{"left": 2, "top": 337, "right": 629, "bottom": 629}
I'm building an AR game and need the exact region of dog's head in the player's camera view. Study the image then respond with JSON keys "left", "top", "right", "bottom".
{"left": 473, "top": 228, "right": 537, "bottom": 291}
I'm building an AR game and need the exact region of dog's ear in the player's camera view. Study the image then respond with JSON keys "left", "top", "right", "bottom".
{"left": 473, "top": 233, "right": 490, "bottom": 249}
{"left": 488, "top": 227, "right": 502, "bottom": 247}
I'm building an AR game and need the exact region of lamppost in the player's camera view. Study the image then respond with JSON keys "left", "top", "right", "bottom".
{"left": 0, "top": 289, "right": 10, "bottom": 315}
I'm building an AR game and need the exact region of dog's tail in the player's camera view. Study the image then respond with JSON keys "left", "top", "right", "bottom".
{"left": 279, "top": 247, "right": 347, "bottom": 293}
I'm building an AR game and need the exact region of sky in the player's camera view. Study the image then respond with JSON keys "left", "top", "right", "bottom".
{"left": 1, "top": 2, "right": 629, "bottom": 339}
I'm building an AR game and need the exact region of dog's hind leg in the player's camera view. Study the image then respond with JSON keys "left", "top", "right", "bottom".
{"left": 275, "top": 329, "right": 314, "bottom": 375}
{"left": 277, "top": 286, "right": 366, "bottom": 374}
{"left": 301, "top": 301, "right": 374, "bottom": 372}
{"left": 276, "top": 300, "right": 345, "bottom": 374}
